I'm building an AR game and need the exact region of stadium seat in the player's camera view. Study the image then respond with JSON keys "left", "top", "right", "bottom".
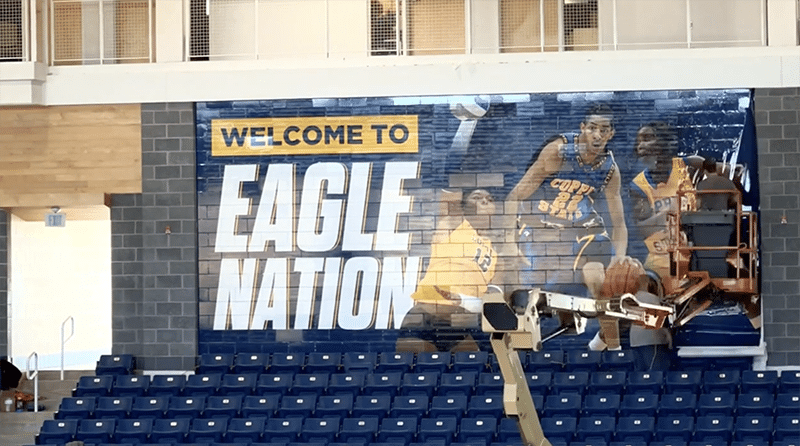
{"left": 476, "top": 372, "right": 504, "bottom": 395}
{"left": 226, "top": 417, "right": 266, "bottom": 443}
{"left": 564, "top": 350, "right": 602, "bottom": 373}
{"left": 416, "top": 352, "right": 452, "bottom": 373}
{"left": 233, "top": 353, "right": 270, "bottom": 374}
{"left": 352, "top": 394, "right": 392, "bottom": 420}
{"left": 114, "top": 418, "right": 154, "bottom": 444}
{"left": 655, "top": 414, "right": 694, "bottom": 442}
{"left": 377, "top": 352, "right": 415, "bottom": 373}
{"left": 453, "top": 351, "right": 490, "bottom": 373}
{"left": 241, "top": 394, "right": 279, "bottom": 418}
{"left": 581, "top": 394, "right": 620, "bottom": 417}
{"left": 779, "top": 370, "right": 800, "bottom": 393}
{"left": 278, "top": 394, "right": 317, "bottom": 418}
{"left": 113, "top": 374, "right": 150, "bottom": 397}
{"left": 305, "top": 352, "right": 342, "bottom": 374}
{"left": 219, "top": 373, "right": 258, "bottom": 396}
{"left": 526, "top": 350, "right": 564, "bottom": 373}
{"left": 740, "top": 370, "right": 778, "bottom": 394}
{"left": 588, "top": 370, "right": 626, "bottom": 395}
{"left": 391, "top": 394, "right": 429, "bottom": 419}
{"left": 255, "top": 372, "right": 294, "bottom": 396}
{"left": 440, "top": 371, "right": 478, "bottom": 396}
{"left": 551, "top": 371, "right": 589, "bottom": 395}
{"left": 702, "top": 370, "right": 740, "bottom": 394}
{"left": 378, "top": 416, "right": 419, "bottom": 443}
{"left": 497, "top": 417, "right": 522, "bottom": 442}
{"left": 543, "top": 393, "right": 582, "bottom": 417}
{"left": 419, "top": 416, "right": 459, "bottom": 444}
{"left": 300, "top": 416, "right": 341, "bottom": 443}
{"left": 625, "top": 370, "right": 663, "bottom": 395}
{"left": 658, "top": 392, "right": 697, "bottom": 416}
{"left": 96, "top": 354, "right": 135, "bottom": 375}
{"left": 73, "top": 375, "right": 114, "bottom": 397}
{"left": 363, "top": 371, "right": 403, "bottom": 397}
{"left": 614, "top": 415, "right": 654, "bottom": 442}
{"left": 401, "top": 371, "right": 440, "bottom": 397}
{"left": 524, "top": 371, "right": 552, "bottom": 397}
{"left": 696, "top": 392, "right": 735, "bottom": 417}
{"left": 183, "top": 373, "right": 222, "bottom": 397}
{"left": 733, "top": 414, "right": 773, "bottom": 442}
{"left": 148, "top": 374, "right": 186, "bottom": 396}
{"left": 292, "top": 372, "right": 329, "bottom": 397}
{"left": 263, "top": 417, "right": 303, "bottom": 443}
{"left": 187, "top": 418, "right": 228, "bottom": 443}
{"left": 204, "top": 394, "right": 243, "bottom": 419}
{"left": 343, "top": 352, "right": 379, "bottom": 372}
{"left": 736, "top": 392, "right": 774, "bottom": 416}
{"left": 196, "top": 353, "right": 235, "bottom": 375}
{"left": 619, "top": 393, "right": 658, "bottom": 417}
{"left": 269, "top": 352, "right": 306, "bottom": 373}
{"left": 93, "top": 396, "right": 133, "bottom": 419}
{"left": 665, "top": 370, "right": 702, "bottom": 394}
{"left": 150, "top": 418, "right": 191, "bottom": 444}
{"left": 540, "top": 415, "right": 576, "bottom": 444}
{"left": 777, "top": 392, "right": 800, "bottom": 416}
{"left": 55, "top": 396, "right": 96, "bottom": 420}
{"left": 599, "top": 349, "right": 635, "bottom": 372}
{"left": 693, "top": 415, "right": 734, "bottom": 442}
{"left": 774, "top": 414, "right": 800, "bottom": 442}
{"left": 575, "top": 414, "right": 615, "bottom": 443}
{"left": 315, "top": 393, "right": 354, "bottom": 418}
{"left": 36, "top": 419, "right": 79, "bottom": 445}
{"left": 458, "top": 416, "right": 497, "bottom": 443}
{"left": 129, "top": 395, "right": 169, "bottom": 419}
{"left": 430, "top": 394, "right": 468, "bottom": 421}
{"left": 467, "top": 394, "right": 504, "bottom": 418}
{"left": 339, "top": 416, "right": 380, "bottom": 443}
{"left": 166, "top": 395, "right": 206, "bottom": 419}
{"left": 327, "top": 370, "right": 366, "bottom": 396}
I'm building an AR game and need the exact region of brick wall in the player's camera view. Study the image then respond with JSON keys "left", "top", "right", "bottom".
{"left": 754, "top": 88, "right": 800, "bottom": 367}
{"left": 111, "top": 103, "right": 198, "bottom": 371}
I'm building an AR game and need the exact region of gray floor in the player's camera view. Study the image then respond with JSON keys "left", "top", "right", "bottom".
{"left": 0, "top": 370, "right": 87, "bottom": 446}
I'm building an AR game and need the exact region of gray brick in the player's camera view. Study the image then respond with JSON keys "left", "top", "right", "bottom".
{"left": 769, "top": 110, "right": 798, "bottom": 125}
{"left": 771, "top": 139, "right": 799, "bottom": 152}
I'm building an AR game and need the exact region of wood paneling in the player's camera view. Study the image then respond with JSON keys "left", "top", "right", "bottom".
{"left": 0, "top": 104, "right": 141, "bottom": 220}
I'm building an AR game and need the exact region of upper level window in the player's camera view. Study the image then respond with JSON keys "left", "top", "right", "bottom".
{"left": 0, "top": 0, "right": 24, "bottom": 61}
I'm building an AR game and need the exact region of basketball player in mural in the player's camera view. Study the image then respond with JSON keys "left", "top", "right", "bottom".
{"left": 504, "top": 103, "right": 633, "bottom": 351}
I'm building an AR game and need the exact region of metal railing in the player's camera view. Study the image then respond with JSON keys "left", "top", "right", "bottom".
{"left": 26, "top": 352, "right": 39, "bottom": 413}
{"left": 61, "top": 316, "right": 74, "bottom": 381}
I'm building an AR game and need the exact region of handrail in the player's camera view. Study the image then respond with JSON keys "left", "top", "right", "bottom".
{"left": 26, "top": 352, "right": 39, "bottom": 413}
{"left": 61, "top": 316, "right": 74, "bottom": 380}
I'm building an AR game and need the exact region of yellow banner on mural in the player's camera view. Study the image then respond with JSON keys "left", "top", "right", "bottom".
{"left": 211, "top": 115, "right": 419, "bottom": 156}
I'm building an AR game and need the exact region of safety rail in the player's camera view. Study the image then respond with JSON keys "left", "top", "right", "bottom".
{"left": 61, "top": 316, "right": 74, "bottom": 380}
{"left": 26, "top": 351, "right": 39, "bottom": 413}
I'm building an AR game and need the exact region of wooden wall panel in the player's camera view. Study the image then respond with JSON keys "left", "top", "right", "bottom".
{"left": 0, "top": 104, "right": 142, "bottom": 220}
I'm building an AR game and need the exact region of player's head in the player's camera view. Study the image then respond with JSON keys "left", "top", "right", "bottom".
{"left": 579, "top": 103, "right": 615, "bottom": 154}
{"left": 462, "top": 189, "right": 496, "bottom": 216}
{"left": 635, "top": 121, "right": 678, "bottom": 169}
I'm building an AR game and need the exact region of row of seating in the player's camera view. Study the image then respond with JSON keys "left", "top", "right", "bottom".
{"left": 72, "top": 369, "right": 800, "bottom": 400}
{"left": 24, "top": 441, "right": 800, "bottom": 446}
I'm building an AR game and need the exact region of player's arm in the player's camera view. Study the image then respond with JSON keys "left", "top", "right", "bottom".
{"left": 506, "top": 138, "right": 564, "bottom": 203}
{"left": 605, "top": 165, "right": 628, "bottom": 263}
{"left": 630, "top": 189, "right": 669, "bottom": 238}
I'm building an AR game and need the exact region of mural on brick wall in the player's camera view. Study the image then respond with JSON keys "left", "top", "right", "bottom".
{"left": 196, "top": 90, "right": 761, "bottom": 356}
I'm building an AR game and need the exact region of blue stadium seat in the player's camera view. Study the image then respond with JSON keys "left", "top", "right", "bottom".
{"left": 327, "top": 370, "right": 366, "bottom": 396}
{"left": 614, "top": 415, "right": 654, "bottom": 442}
{"left": 183, "top": 373, "right": 222, "bottom": 397}
{"left": 391, "top": 394, "right": 429, "bottom": 420}
{"left": 352, "top": 394, "right": 392, "bottom": 420}
{"left": 93, "top": 396, "right": 133, "bottom": 419}
{"left": 430, "top": 394, "right": 468, "bottom": 421}
{"left": 233, "top": 353, "right": 270, "bottom": 374}
{"left": 625, "top": 370, "right": 663, "bottom": 395}
{"left": 378, "top": 416, "right": 419, "bottom": 443}
{"left": 315, "top": 393, "right": 354, "bottom": 418}
{"left": 166, "top": 395, "right": 206, "bottom": 419}
{"left": 779, "top": 370, "right": 800, "bottom": 393}
{"left": 702, "top": 370, "right": 740, "bottom": 394}
{"left": 543, "top": 393, "right": 582, "bottom": 417}
{"left": 476, "top": 372, "right": 504, "bottom": 395}
{"left": 688, "top": 440, "right": 727, "bottom": 446}
{"left": 575, "top": 414, "right": 615, "bottom": 443}
{"left": 564, "top": 350, "right": 601, "bottom": 373}
{"left": 525, "top": 371, "right": 552, "bottom": 397}
{"left": 148, "top": 374, "right": 186, "bottom": 396}
{"left": 37, "top": 419, "right": 78, "bottom": 445}
{"left": 73, "top": 375, "right": 114, "bottom": 397}
{"left": 588, "top": 371, "right": 626, "bottom": 395}
{"left": 339, "top": 417, "right": 380, "bottom": 443}
{"left": 777, "top": 392, "right": 800, "bottom": 416}
{"left": 740, "top": 370, "right": 778, "bottom": 394}
{"left": 419, "top": 416, "right": 459, "bottom": 444}
{"left": 150, "top": 418, "right": 190, "bottom": 444}
{"left": 453, "top": 351, "right": 490, "bottom": 373}
{"left": 343, "top": 352, "right": 379, "bottom": 372}
{"left": 540, "top": 415, "right": 576, "bottom": 444}
{"left": 655, "top": 414, "right": 694, "bottom": 443}
{"left": 665, "top": 370, "right": 702, "bottom": 394}
{"left": 55, "top": 396, "right": 96, "bottom": 420}
{"left": 551, "top": 371, "right": 589, "bottom": 395}
{"left": 377, "top": 352, "right": 415, "bottom": 373}
{"left": 458, "top": 416, "right": 497, "bottom": 443}
{"left": 263, "top": 417, "right": 303, "bottom": 443}
{"left": 619, "top": 393, "right": 658, "bottom": 417}
{"left": 416, "top": 352, "right": 452, "bottom": 373}
{"left": 658, "top": 392, "right": 697, "bottom": 416}
{"left": 226, "top": 417, "right": 266, "bottom": 443}
{"left": 581, "top": 394, "right": 620, "bottom": 417}
{"left": 96, "top": 354, "right": 135, "bottom": 376}
{"left": 128, "top": 395, "right": 168, "bottom": 419}
{"left": 600, "top": 350, "right": 635, "bottom": 372}
{"left": 196, "top": 353, "right": 235, "bottom": 375}
{"left": 774, "top": 440, "right": 800, "bottom": 446}
{"left": 650, "top": 441, "right": 689, "bottom": 446}
{"left": 113, "top": 374, "right": 150, "bottom": 397}
{"left": 204, "top": 394, "right": 243, "bottom": 419}
{"left": 526, "top": 350, "right": 564, "bottom": 373}
{"left": 305, "top": 352, "right": 342, "bottom": 374}
{"left": 440, "top": 371, "right": 478, "bottom": 396}
{"left": 241, "top": 394, "right": 279, "bottom": 418}
{"left": 255, "top": 372, "right": 294, "bottom": 396}
{"left": 187, "top": 418, "right": 228, "bottom": 443}
{"left": 219, "top": 373, "right": 257, "bottom": 396}
{"left": 609, "top": 441, "right": 647, "bottom": 446}
{"left": 278, "top": 394, "right": 316, "bottom": 418}
{"left": 696, "top": 392, "right": 735, "bottom": 417}
{"left": 467, "top": 394, "right": 504, "bottom": 418}
{"left": 497, "top": 417, "right": 522, "bottom": 443}
{"left": 300, "top": 416, "right": 341, "bottom": 443}
{"left": 292, "top": 372, "right": 329, "bottom": 397}
{"left": 269, "top": 352, "right": 306, "bottom": 374}
{"left": 774, "top": 414, "right": 800, "bottom": 442}
{"left": 693, "top": 415, "right": 734, "bottom": 443}
{"left": 733, "top": 414, "right": 773, "bottom": 442}
{"left": 401, "top": 371, "right": 440, "bottom": 397}
{"left": 363, "top": 371, "right": 403, "bottom": 397}
{"left": 736, "top": 392, "right": 774, "bottom": 416}
{"left": 114, "top": 418, "right": 154, "bottom": 444}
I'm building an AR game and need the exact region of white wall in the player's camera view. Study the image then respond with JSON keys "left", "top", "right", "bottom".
{"left": 9, "top": 211, "right": 112, "bottom": 371}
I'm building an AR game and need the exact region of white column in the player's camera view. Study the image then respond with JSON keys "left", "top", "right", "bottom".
{"left": 155, "top": 0, "right": 184, "bottom": 62}
{"left": 767, "top": 0, "right": 798, "bottom": 46}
